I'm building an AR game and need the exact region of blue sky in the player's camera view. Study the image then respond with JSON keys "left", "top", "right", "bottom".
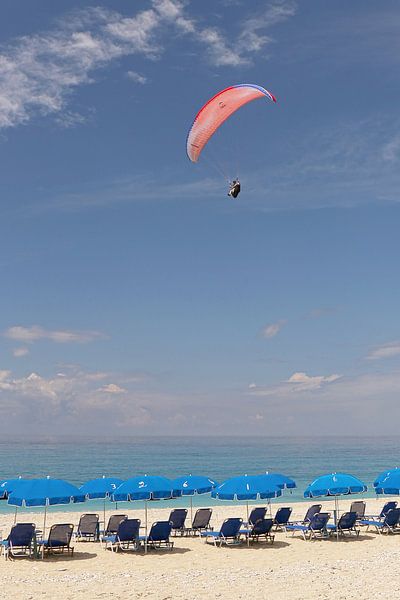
{"left": 0, "top": 0, "right": 400, "bottom": 435}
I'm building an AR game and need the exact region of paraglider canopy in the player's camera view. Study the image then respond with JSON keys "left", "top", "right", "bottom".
{"left": 186, "top": 84, "right": 276, "bottom": 163}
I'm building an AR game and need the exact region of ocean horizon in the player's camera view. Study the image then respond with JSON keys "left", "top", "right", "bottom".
{"left": 1, "top": 435, "right": 398, "bottom": 515}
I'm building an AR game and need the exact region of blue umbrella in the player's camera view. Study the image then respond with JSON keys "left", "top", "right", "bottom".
{"left": 113, "top": 475, "right": 175, "bottom": 553}
{"left": 259, "top": 472, "right": 296, "bottom": 516}
{"left": 80, "top": 476, "right": 124, "bottom": 527}
{"left": 212, "top": 475, "right": 282, "bottom": 545}
{"left": 374, "top": 467, "right": 399, "bottom": 489}
{"left": 212, "top": 475, "right": 282, "bottom": 501}
{"left": 262, "top": 472, "right": 296, "bottom": 490}
{"left": 304, "top": 473, "right": 367, "bottom": 498}
{"left": 172, "top": 474, "right": 218, "bottom": 522}
{"left": 8, "top": 477, "right": 86, "bottom": 535}
{"left": 304, "top": 472, "right": 367, "bottom": 536}
{"left": 374, "top": 469, "right": 400, "bottom": 495}
{"left": 0, "top": 477, "right": 25, "bottom": 500}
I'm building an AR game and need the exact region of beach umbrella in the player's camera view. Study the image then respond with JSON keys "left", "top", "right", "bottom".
{"left": 262, "top": 472, "right": 296, "bottom": 490}
{"left": 374, "top": 469, "right": 400, "bottom": 495}
{"left": 80, "top": 476, "right": 124, "bottom": 528}
{"left": 259, "top": 472, "right": 297, "bottom": 516}
{"left": 1, "top": 477, "right": 26, "bottom": 523}
{"left": 212, "top": 474, "right": 282, "bottom": 544}
{"left": 172, "top": 475, "right": 218, "bottom": 522}
{"left": 304, "top": 472, "right": 367, "bottom": 539}
{"left": 374, "top": 467, "right": 400, "bottom": 489}
{"left": 113, "top": 475, "right": 175, "bottom": 553}
{"left": 7, "top": 476, "right": 86, "bottom": 535}
{"left": 0, "top": 477, "right": 25, "bottom": 500}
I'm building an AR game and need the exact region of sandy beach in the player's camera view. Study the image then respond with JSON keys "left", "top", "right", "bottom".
{"left": 1, "top": 498, "right": 400, "bottom": 600}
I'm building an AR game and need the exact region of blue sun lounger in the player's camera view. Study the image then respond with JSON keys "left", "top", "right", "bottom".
{"left": 168, "top": 508, "right": 187, "bottom": 536}
{"left": 1, "top": 523, "right": 36, "bottom": 560}
{"left": 359, "top": 508, "right": 400, "bottom": 534}
{"left": 240, "top": 518, "right": 275, "bottom": 543}
{"left": 326, "top": 512, "right": 360, "bottom": 537}
{"left": 101, "top": 518, "right": 141, "bottom": 552}
{"left": 289, "top": 504, "right": 322, "bottom": 526}
{"left": 201, "top": 517, "right": 243, "bottom": 546}
{"left": 273, "top": 507, "right": 292, "bottom": 530}
{"left": 138, "top": 521, "right": 174, "bottom": 550}
{"left": 286, "top": 512, "right": 330, "bottom": 540}
{"left": 245, "top": 507, "right": 267, "bottom": 527}
{"left": 362, "top": 501, "right": 397, "bottom": 522}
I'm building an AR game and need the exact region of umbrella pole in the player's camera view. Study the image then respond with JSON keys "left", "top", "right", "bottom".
{"left": 145, "top": 500, "right": 148, "bottom": 555}
{"left": 246, "top": 502, "right": 250, "bottom": 547}
{"left": 43, "top": 504, "right": 47, "bottom": 538}
{"left": 190, "top": 496, "right": 193, "bottom": 524}
{"left": 14, "top": 506, "right": 17, "bottom": 524}
{"left": 103, "top": 496, "right": 106, "bottom": 535}
{"left": 335, "top": 496, "right": 339, "bottom": 541}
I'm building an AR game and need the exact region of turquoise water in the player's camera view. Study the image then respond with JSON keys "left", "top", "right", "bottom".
{"left": 0, "top": 436, "right": 399, "bottom": 515}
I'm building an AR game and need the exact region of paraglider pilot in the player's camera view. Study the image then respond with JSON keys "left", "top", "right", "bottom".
{"left": 228, "top": 179, "right": 241, "bottom": 198}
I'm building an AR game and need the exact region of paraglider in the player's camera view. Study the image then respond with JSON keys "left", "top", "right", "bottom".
{"left": 186, "top": 84, "right": 276, "bottom": 198}
{"left": 228, "top": 179, "right": 241, "bottom": 198}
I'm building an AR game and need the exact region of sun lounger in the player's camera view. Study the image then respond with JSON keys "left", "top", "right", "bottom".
{"left": 39, "top": 524, "right": 74, "bottom": 557}
{"left": 326, "top": 512, "right": 360, "bottom": 537}
{"left": 349, "top": 501, "right": 366, "bottom": 520}
{"left": 138, "top": 521, "right": 174, "bottom": 550}
{"left": 286, "top": 512, "right": 330, "bottom": 540}
{"left": 201, "top": 517, "right": 243, "bottom": 546}
{"left": 184, "top": 508, "right": 213, "bottom": 536}
{"left": 1, "top": 523, "right": 36, "bottom": 560}
{"left": 245, "top": 507, "right": 267, "bottom": 527}
{"left": 359, "top": 508, "right": 400, "bottom": 534}
{"left": 289, "top": 504, "right": 322, "bottom": 526}
{"left": 362, "top": 501, "right": 397, "bottom": 522}
{"left": 101, "top": 518, "right": 141, "bottom": 552}
{"left": 74, "top": 513, "right": 99, "bottom": 542}
{"left": 240, "top": 518, "right": 275, "bottom": 543}
{"left": 100, "top": 514, "right": 128, "bottom": 537}
{"left": 273, "top": 507, "right": 292, "bottom": 530}
{"left": 168, "top": 508, "right": 187, "bottom": 536}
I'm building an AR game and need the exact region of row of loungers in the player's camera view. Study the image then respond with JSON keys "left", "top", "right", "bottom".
{"left": 2, "top": 501, "right": 400, "bottom": 558}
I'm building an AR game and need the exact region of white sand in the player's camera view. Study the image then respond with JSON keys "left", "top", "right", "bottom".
{"left": 1, "top": 498, "right": 400, "bottom": 599}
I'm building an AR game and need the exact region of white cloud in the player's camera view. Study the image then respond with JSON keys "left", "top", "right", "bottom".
{"left": 382, "top": 135, "right": 400, "bottom": 162}
{"left": 98, "top": 383, "right": 126, "bottom": 394}
{"left": 4, "top": 325, "right": 105, "bottom": 344}
{"left": 262, "top": 319, "right": 287, "bottom": 338}
{"left": 250, "top": 370, "right": 341, "bottom": 396}
{"left": 0, "top": 1, "right": 296, "bottom": 130}
{"left": 12, "top": 347, "right": 29, "bottom": 358}
{"left": 126, "top": 70, "right": 148, "bottom": 85}
{"left": 366, "top": 342, "right": 400, "bottom": 361}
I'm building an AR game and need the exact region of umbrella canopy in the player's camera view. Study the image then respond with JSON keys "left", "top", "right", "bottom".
{"left": 211, "top": 475, "right": 282, "bottom": 501}
{"left": 374, "top": 468, "right": 399, "bottom": 489}
{"left": 113, "top": 475, "right": 174, "bottom": 502}
{"left": 261, "top": 472, "right": 296, "bottom": 490}
{"left": 7, "top": 477, "right": 86, "bottom": 507}
{"left": 80, "top": 476, "right": 124, "bottom": 499}
{"left": 172, "top": 475, "right": 217, "bottom": 497}
{"left": 0, "top": 478, "right": 25, "bottom": 499}
{"left": 374, "top": 470, "right": 400, "bottom": 495}
{"left": 304, "top": 473, "right": 367, "bottom": 498}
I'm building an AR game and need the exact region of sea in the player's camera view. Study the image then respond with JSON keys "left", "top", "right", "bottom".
{"left": 0, "top": 435, "right": 398, "bottom": 516}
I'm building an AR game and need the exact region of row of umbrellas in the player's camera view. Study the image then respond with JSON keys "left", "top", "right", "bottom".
{"left": 1, "top": 470, "right": 399, "bottom": 534}
{"left": 2, "top": 469, "right": 400, "bottom": 505}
